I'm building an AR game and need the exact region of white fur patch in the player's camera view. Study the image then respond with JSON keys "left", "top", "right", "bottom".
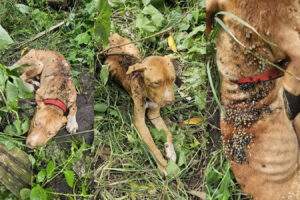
{"left": 162, "top": 169, "right": 168, "bottom": 176}
{"left": 27, "top": 83, "right": 35, "bottom": 92}
{"left": 164, "top": 88, "right": 172, "bottom": 98}
{"left": 66, "top": 115, "right": 78, "bottom": 133}
{"left": 32, "top": 80, "right": 40, "bottom": 88}
{"left": 26, "top": 135, "right": 40, "bottom": 147}
{"left": 165, "top": 142, "right": 176, "bottom": 162}
{"left": 62, "top": 60, "right": 69, "bottom": 67}
{"left": 145, "top": 101, "right": 158, "bottom": 109}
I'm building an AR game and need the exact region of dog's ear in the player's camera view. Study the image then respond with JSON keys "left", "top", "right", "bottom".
{"left": 126, "top": 63, "right": 146, "bottom": 75}
{"left": 206, "top": 0, "right": 219, "bottom": 35}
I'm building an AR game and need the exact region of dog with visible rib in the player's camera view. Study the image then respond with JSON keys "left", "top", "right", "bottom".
{"left": 18, "top": 49, "right": 78, "bottom": 148}
{"left": 105, "top": 33, "right": 176, "bottom": 175}
{"left": 207, "top": 0, "right": 300, "bottom": 199}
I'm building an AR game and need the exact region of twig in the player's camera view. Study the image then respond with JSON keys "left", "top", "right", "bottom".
{"left": 19, "top": 21, "right": 65, "bottom": 46}
{"left": 101, "top": 0, "right": 202, "bottom": 53}
{"left": 0, "top": 87, "right": 9, "bottom": 110}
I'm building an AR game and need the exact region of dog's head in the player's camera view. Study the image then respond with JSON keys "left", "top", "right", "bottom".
{"left": 127, "top": 56, "right": 176, "bottom": 107}
{"left": 26, "top": 103, "right": 67, "bottom": 148}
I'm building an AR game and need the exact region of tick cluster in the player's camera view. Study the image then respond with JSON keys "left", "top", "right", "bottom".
{"left": 224, "top": 80, "right": 274, "bottom": 163}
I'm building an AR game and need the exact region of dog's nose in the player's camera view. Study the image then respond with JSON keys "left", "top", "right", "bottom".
{"left": 26, "top": 140, "right": 34, "bottom": 149}
{"left": 165, "top": 100, "right": 174, "bottom": 106}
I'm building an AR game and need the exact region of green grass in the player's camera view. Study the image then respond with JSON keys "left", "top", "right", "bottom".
{"left": 0, "top": 0, "right": 94, "bottom": 199}
{"left": 94, "top": 0, "right": 208, "bottom": 199}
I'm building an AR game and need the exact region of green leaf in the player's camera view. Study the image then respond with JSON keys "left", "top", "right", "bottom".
{"left": 6, "top": 80, "right": 18, "bottom": 109}
{"left": 20, "top": 188, "right": 31, "bottom": 200}
{"left": 149, "top": 127, "right": 166, "bottom": 142}
{"left": 177, "top": 150, "right": 186, "bottom": 167}
{"left": 29, "top": 154, "right": 36, "bottom": 166}
{"left": 94, "top": 103, "right": 108, "bottom": 113}
{"left": 37, "top": 169, "right": 46, "bottom": 183}
{"left": 142, "top": 0, "right": 151, "bottom": 6}
{"left": 21, "top": 117, "right": 30, "bottom": 134}
{"left": 0, "top": 65, "right": 8, "bottom": 88}
{"left": 13, "top": 119, "right": 22, "bottom": 135}
{"left": 13, "top": 77, "right": 33, "bottom": 99}
{"left": 74, "top": 32, "right": 91, "bottom": 45}
{"left": 0, "top": 25, "right": 13, "bottom": 51}
{"left": 166, "top": 160, "right": 180, "bottom": 177}
{"left": 30, "top": 185, "right": 47, "bottom": 200}
{"left": 142, "top": 5, "right": 164, "bottom": 27}
{"left": 0, "top": 139, "right": 16, "bottom": 150}
{"left": 100, "top": 64, "right": 109, "bottom": 85}
{"left": 46, "top": 160, "right": 55, "bottom": 179}
{"left": 187, "top": 25, "right": 205, "bottom": 39}
{"left": 4, "top": 124, "right": 17, "bottom": 135}
{"left": 135, "top": 14, "right": 157, "bottom": 33}
{"left": 15, "top": 4, "right": 31, "bottom": 14}
{"left": 218, "top": 162, "right": 231, "bottom": 200}
{"left": 94, "top": 0, "right": 111, "bottom": 46}
{"left": 44, "top": 188, "right": 53, "bottom": 200}
{"left": 64, "top": 170, "right": 75, "bottom": 187}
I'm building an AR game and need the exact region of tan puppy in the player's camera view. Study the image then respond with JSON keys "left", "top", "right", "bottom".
{"left": 105, "top": 33, "right": 176, "bottom": 175}
{"left": 18, "top": 49, "right": 78, "bottom": 148}
{"left": 207, "top": 0, "right": 300, "bottom": 199}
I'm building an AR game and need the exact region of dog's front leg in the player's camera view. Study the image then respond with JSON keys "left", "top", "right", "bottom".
{"left": 147, "top": 106, "right": 176, "bottom": 162}
{"left": 133, "top": 99, "right": 168, "bottom": 175}
{"left": 276, "top": 27, "right": 300, "bottom": 95}
{"left": 293, "top": 113, "right": 300, "bottom": 142}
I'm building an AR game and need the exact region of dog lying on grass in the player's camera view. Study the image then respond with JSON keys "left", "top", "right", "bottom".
{"left": 105, "top": 33, "right": 176, "bottom": 175}
{"left": 207, "top": 0, "right": 300, "bottom": 199}
{"left": 17, "top": 49, "right": 78, "bottom": 148}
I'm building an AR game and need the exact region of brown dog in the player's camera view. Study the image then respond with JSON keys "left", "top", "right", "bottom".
{"left": 105, "top": 33, "right": 176, "bottom": 175}
{"left": 18, "top": 49, "right": 78, "bottom": 148}
{"left": 207, "top": 0, "right": 300, "bottom": 199}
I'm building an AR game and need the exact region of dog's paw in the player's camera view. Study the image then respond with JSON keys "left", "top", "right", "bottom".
{"left": 26, "top": 83, "right": 35, "bottom": 92}
{"left": 66, "top": 115, "right": 78, "bottom": 133}
{"left": 31, "top": 80, "right": 40, "bottom": 88}
{"left": 157, "top": 165, "right": 168, "bottom": 176}
{"left": 165, "top": 142, "right": 177, "bottom": 162}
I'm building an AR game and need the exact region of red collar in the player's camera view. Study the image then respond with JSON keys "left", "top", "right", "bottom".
{"left": 236, "top": 66, "right": 287, "bottom": 84}
{"left": 43, "top": 99, "right": 67, "bottom": 113}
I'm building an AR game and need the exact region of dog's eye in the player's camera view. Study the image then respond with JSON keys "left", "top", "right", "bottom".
{"left": 33, "top": 121, "right": 39, "bottom": 128}
{"left": 152, "top": 82, "right": 161, "bottom": 87}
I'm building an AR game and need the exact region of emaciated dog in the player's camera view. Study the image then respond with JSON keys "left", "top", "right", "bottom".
{"left": 18, "top": 49, "right": 78, "bottom": 148}
{"left": 207, "top": 0, "right": 300, "bottom": 199}
{"left": 105, "top": 34, "right": 176, "bottom": 175}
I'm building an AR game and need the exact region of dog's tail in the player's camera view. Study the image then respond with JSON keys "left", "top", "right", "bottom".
{"left": 206, "top": 0, "right": 219, "bottom": 35}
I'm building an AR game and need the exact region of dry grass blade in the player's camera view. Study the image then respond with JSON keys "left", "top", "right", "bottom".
{"left": 216, "top": 11, "right": 277, "bottom": 47}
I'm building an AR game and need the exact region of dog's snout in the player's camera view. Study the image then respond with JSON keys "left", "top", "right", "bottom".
{"left": 26, "top": 140, "right": 35, "bottom": 149}
{"left": 165, "top": 100, "right": 174, "bottom": 106}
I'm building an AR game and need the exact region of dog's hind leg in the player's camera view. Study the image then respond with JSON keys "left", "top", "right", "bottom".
{"left": 147, "top": 106, "right": 177, "bottom": 162}
{"left": 18, "top": 50, "right": 44, "bottom": 91}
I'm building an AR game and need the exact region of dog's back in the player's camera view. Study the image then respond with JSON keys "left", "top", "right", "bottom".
{"left": 104, "top": 34, "right": 142, "bottom": 91}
